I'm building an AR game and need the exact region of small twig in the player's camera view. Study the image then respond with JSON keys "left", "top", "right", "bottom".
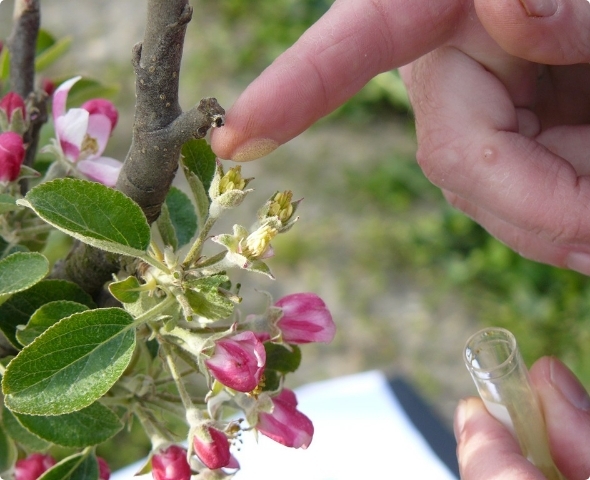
{"left": 51, "top": 0, "right": 224, "bottom": 298}
{"left": 8, "top": 0, "right": 39, "bottom": 98}
{"left": 8, "top": 0, "right": 48, "bottom": 191}
{"left": 116, "top": 0, "right": 225, "bottom": 224}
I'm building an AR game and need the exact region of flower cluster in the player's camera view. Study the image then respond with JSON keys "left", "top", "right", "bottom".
{"left": 143, "top": 291, "right": 334, "bottom": 478}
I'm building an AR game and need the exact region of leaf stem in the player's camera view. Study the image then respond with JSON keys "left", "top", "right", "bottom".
{"left": 134, "top": 405, "right": 173, "bottom": 449}
{"left": 131, "top": 294, "right": 176, "bottom": 327}
{"left": 161, "top": 343, "right": 195, "bottom": 412}
{"left": 182, "top": 214, "right": 218, "bottom": 268}
{"left": 139, "top": 252, "right": 170, "bottom": 274}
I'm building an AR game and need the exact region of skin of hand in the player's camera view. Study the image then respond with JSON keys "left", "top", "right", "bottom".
{"left": 455, "top": 357, "right": 590, "bottom": 480}
{"left": 210, "top": 0, "right": 590, "bottom": 275}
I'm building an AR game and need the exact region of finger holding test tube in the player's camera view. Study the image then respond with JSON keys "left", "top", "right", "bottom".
{"left": 463, "top": 327, "right": 564, "bottom": 480}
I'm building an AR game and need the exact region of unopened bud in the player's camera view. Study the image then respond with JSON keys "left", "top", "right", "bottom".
{"left": 81, "top": 98, "right": 119, "bottom": 132}
{"left": 0, "top": 92, "right": 26, "bottom": 123}
{"left": 41, "top": 78, "right": 56, "bottom": 96}
{"left": 0, "top": 132, "right": 25, "bottom": 182}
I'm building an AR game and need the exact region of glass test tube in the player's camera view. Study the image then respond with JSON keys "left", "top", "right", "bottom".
{"left": 463, "top": 327, "right": 564, "bottom": 480}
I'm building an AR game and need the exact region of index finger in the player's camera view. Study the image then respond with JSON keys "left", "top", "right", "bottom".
{"left": 210, "top": 0, "right": 464, "bottom": 161}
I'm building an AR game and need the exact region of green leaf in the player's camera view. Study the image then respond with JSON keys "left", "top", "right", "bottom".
{"left": 0, "top": 194, "right": 19, "bottom": 214}
{"left": 0, "top": 279, "right": 95, "bottom": 347}
{"left": 262, "top": 369, "right": 281, "bottom": 392}
{"left": 36, "top": 29, "right": 57, "bottom": 55}
{"left": 0, "top": 421, "right": 17, "bottom": 474}
{"left": 264, "top": 343, "right": 301, "bottom": 373}
{"left": 2, "top": 405, "right": 52, "bottom": 452}
{"left": 184, "top": 275, "right": 235, "bottom": 321}
{"left": 65, "top": 78, "right": 119, "bottom": 107}
{"left": 243, "top": 258, "right": 274, "bottom": 279}
{"left": 181, "top": 139, "right": 216, "bottom": 194}
{"left": 108, "top": 276, "right": 141, "bottom": 304}
{"left": 164, "top": 187, "right": 198, "bottom": 248}
{"left": 39, "top": 452, "right": 99, "bottom": 480}
{"left": 18, "top": 178, "right": 151, "bottom": 258}
{"left": 35, "top": 36, "right": 72, "bottom": 72}
{"left": 157, "top": 202, "right": 178, "bottom": 251}
{"left": 16, "top": 301, "right": 89, "bottom": 346}
{"left": 14, "top": 402, "right": 123, "bottom": 447}
{"left": 3, "top": 308, "right": 136, "bottom": 415}
{"left": 0, "top": 48, "right": 10, "bottom": 83}
{"left": 0, "top": 252, "right": 49, "bottom": 305}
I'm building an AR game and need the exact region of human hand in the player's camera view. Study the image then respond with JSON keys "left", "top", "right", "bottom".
{"left": 455, "top": 357, "right": 590, "bottom": 480}
{"left": 210, "top": 0, "right": 590, "bottom": 275}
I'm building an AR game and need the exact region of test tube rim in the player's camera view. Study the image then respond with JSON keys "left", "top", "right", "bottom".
{"left": 464, "top": 327, "right": 519, "bottom": 380}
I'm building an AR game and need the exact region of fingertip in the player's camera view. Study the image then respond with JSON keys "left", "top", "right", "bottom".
{"left": 210, "top": 127, "right": 279, "bottom": 161}
{"left": 454, "top": 397, "right": 484, "bottom": 441}
{"left": 210, "top": 128, "right": 279, "bottom": 162}
{"left": 475, "top": 0, "right": 590, "bottom": 64}
{"left": 531, "top": 356, "right": 590, "bottom": 412}
{"left": 230, "top": 138, "right": 280, "bottom": 162}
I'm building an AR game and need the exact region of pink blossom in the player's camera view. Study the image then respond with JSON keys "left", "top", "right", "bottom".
{"left": 205, "top": 331, "right": 266, "bottom": 392}
{"left": 257, "top": 389, "right": 314, "bottom": 449}
{"left": 14, "top": 453, "right": 56, "bottom": 480}
{"left": 97, "top": 457, "right": 110, "bottom": 480}
{"left": 0, "top": 92, "right": 26, "bottom": 122}
{"left": 81, "top": 99, "right": 118, "bottom": 131}
{"left": 275, "top": 293, "right": 335, "bottom": 344}
{"left": 151, "top": 445, "right": 191, "bottom": 480}
{"left": 0, "top": 131, "right": 25, "bottom": 182}
{"left": 52, "top": 76, "right": 122, "bottom": 187}
{"left": 193, "top": 425, "right": 231, "bottom": 470}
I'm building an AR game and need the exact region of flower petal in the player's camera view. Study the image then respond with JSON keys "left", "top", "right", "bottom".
{"left": 52, "top": 76, "right": 81, "bottom": 121}
{"left": 55, "top": 108, "right": 89, "bottom": 162}
{"left": 85, "top": 114, "right": 113, "bottom": 159}
{"left": 77, "top": 157, "right": 123, "bottom": 187}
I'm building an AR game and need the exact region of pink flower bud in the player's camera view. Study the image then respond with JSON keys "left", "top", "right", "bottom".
{"left": 0, "top": 131, "right": 26, "bottom": 182}
{"left": 81, "top": 98, "right": 118, "bottom": 131}
{"left": 193, "top": 426, "right": 231, "bottom": 470}
{"left": 257, "top": 389, "right": 314, "bottom": 449}
{"left": 41, "top": 78, "right": 56, "bottom": 96}
{"left": 97, "top": 457, "right": 110, "bottom": 480}
{"left": 205, "top": 331, "right": 266, "bottom": 392}
{"left": 14, "top": 453, "right": 56, "bottom": 480}
{"left": 275, "top": 293, "right": 335, "bottom": 344}
{"left": 151, "top": 445, "right": 191, "bottom": 480}
{"left": 0, "top": 92, "right": 26, "bottom": 122}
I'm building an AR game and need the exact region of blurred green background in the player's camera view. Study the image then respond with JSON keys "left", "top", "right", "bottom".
{"left": 3, "top": 0, "right": 590, "bottom": 471}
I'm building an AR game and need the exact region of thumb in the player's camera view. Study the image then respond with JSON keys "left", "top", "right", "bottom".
{"left": 530, "top": 356, "right": 590, "bottom": 480}
{"left": 211, "top": 0, "right": 463, "bottom": 161}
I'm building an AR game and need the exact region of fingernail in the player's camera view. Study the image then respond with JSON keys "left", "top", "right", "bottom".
{"left": 565, "top": 252, "right": 590, "bottom": 276}
{"left": 454, "top": 399, "right": 468, "bottom": 440}
{"left": 519, "top": 0, "right": 557, "bottom": 16}
{"left": 549, "top": 357, "right": 590, "bottom": 411}
{"left": 231, "top": 138, "right": 279, "bottom": 162}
